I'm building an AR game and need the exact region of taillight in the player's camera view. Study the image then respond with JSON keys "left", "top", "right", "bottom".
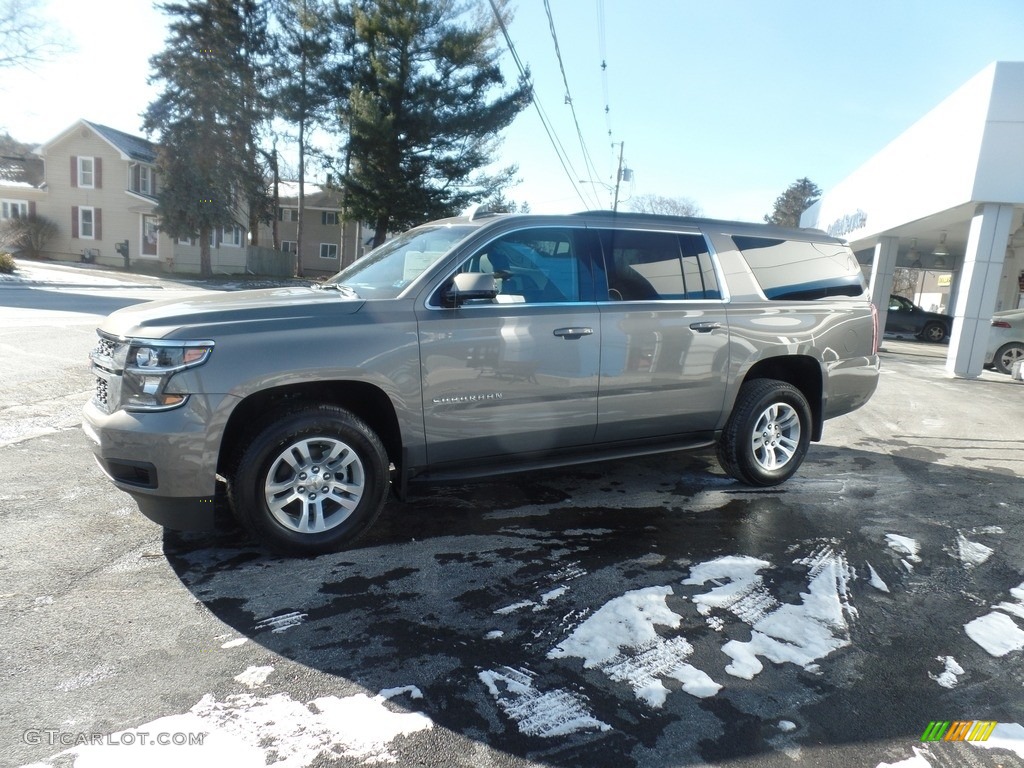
{"left": 991, "top": 320, "right": 1012, "bottom": 328}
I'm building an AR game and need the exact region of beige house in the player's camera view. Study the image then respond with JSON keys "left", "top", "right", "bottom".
{"left": 5, "top": 119, "right": 369, "bottom": 277}
{"left": 266, "top": 181, "right": 367, "bottom": 277}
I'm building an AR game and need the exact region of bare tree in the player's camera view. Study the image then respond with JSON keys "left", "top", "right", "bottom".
{"left": 630, "top": 194, "right": 703, "bottom": 217}
{"left": 0, "top": 0, "right": 69, "bottom": 71}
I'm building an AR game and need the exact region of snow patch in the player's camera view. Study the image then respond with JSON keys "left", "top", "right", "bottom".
{"left": 37, "top": 687, "right": 432, "bottom": 767}
{"left": 875, "top": 746, "right": 934, "bottom": 767}
{"left": 494, "top": 600, "right": 534, "bottom": 615}
{"left": 683, "top": 555, "right": 779, "bottom": 626}
{"left": 886, "top": 534, "right": 921, "bottom": 562}
{"left": 950, "top": 534, "right": 994, "bottom": 569}
{"left": 254, "top": 611, "right": 307, "bottom": 633}
{"left": 965, "top": 612, "right": 1024, "bottom": 657}
{"left": 220, "top": 637, "right": 248, "bottom": 649}
{"left": 478, "top": 667, "right": 610, "bottom": 737}
{"left": 968, "top": 722, "right": 1024, "bottom": 759}
{"left": 234, "top": 666, "right": 273, "bottom": 689}
{"left": 547, "top": 586, "right": 720, "bottom": 705}
{"left": 690, "top": 545, "right": 857, "bottom": 680}
{"left": 928, "top": 656, "right": 964, "bottom": 688}
{"left": 866, "top": 562, "right": 890, "bottom": 592}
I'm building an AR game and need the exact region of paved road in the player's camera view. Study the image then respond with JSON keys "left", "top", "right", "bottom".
{"left": 1, "top": 266, "right": 1023, "bottom": 768}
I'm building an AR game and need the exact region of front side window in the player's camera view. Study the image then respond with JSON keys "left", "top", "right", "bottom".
{"left": 281, "top": 240, "right": 297, "bottom": 254}
{"left": 322, "top": 211, "right": 338, "bottom": 226}
{"left": 458, "top": 227, "right": 582, "bottom": 304}
{"left": 599, "top": 229, "right": 719, "bottom": 300}
{"left": 1, "top": 200, "right": 28, "bottom": 219}
{"left": 221, "top": 225, "right": 243, "bottom": 247}
{"left": 79, "top": 157, "right": 95, "bottom": 188}
{"left": 319, "top": 243, "right": 338, "bottom": 259}
{"left": 139, "top": 165, "right": 153, "bottom": 195}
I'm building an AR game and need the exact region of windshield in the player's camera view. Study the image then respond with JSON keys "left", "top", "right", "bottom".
{"left": 323, "top": 224, "right": 477, "bottom": 299}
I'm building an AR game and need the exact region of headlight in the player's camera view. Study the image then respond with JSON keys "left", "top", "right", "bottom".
{"left": 122, "top": 340, "right": 213, "bottom": 411}
{"left": 90, "top": 334, "right": 214, "bottom": 413}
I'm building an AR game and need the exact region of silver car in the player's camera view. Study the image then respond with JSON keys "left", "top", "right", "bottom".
{"left": 986, "top": 309, "right": 1024, "bottom": 374}
{"left": 84, "top": 212, "right": 880, "bottom": 555}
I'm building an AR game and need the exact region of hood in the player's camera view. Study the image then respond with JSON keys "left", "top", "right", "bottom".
{"left": 98, "top": 286, "right": 365, "bottom": 339}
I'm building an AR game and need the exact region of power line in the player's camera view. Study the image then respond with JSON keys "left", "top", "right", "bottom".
{"left": 487, "top": 0, "right": 594, "bottom": 209}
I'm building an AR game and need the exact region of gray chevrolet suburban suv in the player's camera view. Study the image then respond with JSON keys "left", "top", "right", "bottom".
{"left": 83, "top": 211, "right": 880, "bottom": 555}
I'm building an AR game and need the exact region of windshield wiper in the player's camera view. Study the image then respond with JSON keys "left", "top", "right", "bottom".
{"left": 316, "top": 283, "right": 360, "bottom": 299}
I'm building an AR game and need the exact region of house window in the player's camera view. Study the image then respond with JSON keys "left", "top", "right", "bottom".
{"left": 279, "top": 208, "right": 298, "bottom": 222}
{"left": 221, "top": 225, "right": 243, "bottom": 247}
{"left": 322, "top": 211, "right": 338, "bottom": 226}
{"left": 319, "top": 243, "right": 338, "bottom": 259}
{"left": 139, "top": 165, "right": 153, "bottom": 195}
{"left": 282, "top": 241, "right": 297, "bottom": 254}
{"left": 1, "top": 200, "right": 28, "bottom": 219}
{"left": 79, "top": 157, "right": 95, "bottom": 188}
{"left": 79, "top": 207, "right": 95, "bottom": 239}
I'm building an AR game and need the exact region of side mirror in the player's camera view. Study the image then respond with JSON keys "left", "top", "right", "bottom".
{"left": 445, "top": 272, "right": 498, "bottom": 306}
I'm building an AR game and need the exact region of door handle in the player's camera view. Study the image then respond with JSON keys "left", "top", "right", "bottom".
{"left": 689, "top": 321, "right": 723, "bottom": 333}
{"left": 553, "top": 327, "right": 594, "bottom": 340}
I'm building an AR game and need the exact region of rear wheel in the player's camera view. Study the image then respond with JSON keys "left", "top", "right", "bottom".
{"left": 993, "top": 342, "right": 1024, "bottom": 375}
{"left": 229, "top": 405, "right": 390, "bottom": 556}
{"left": 920, "top": 321, "right": 947, "bottom": 343}
{"left": 717, "top": 379, "right": 812, "bottom": 486}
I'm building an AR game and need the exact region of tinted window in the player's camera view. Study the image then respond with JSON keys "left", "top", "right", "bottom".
{"left": 460, "top": 228, "right": 583, "bottom": 304}
{"left": 600, "top": 230, "right": 719, "bottom": 300}
{"left": 732, "top": 235, "right": 865, "bottom": 300}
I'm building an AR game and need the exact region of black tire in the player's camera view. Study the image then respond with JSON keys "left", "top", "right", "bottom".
{"left": 920, "top": 322, "right": 947, "bottom": 343}
{"left": 229, "top": 405, "right": 390, "bottom": 556}
{"left": 993, "top": 342, "right": 1024, "bottom": 375}
{"left": 717, "top": 379, "right": 812, "bottom": 487}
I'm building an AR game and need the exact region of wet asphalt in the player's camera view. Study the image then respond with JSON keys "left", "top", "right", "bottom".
{"left": 1, "top": 270, "right": 1023, "bottom": 768}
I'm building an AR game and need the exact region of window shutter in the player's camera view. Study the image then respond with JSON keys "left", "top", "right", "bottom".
{"left": 29, "top": 201, "right": 36, "bottom": 217}
{"left": 71, "top": 157, "right": 78, "bottom": 188}
{"left": 151, "top": 171, "right": 157, "bottom": 196}
{"left": 132, "top": 164, "right": 140, "bottom": 192}
{"left": 72, "top": 206, "right": 79, "bottom": 238}
{"left": 95, "top": 209, "right": 102, "bottom": 240}
{"left": 277, "top": 206, "right": 283, "bottom": 221}
{"left": 95, "top": 158, "right": 102, "bottom": 189}
{"left": 321, "top": 211, "right": 327, "bottom": 225}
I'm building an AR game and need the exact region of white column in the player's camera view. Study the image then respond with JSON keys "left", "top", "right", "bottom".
{"left": 946, "top": 203, "right": 1014, "bottom": 378}
{"left": 869, "top": 236, "right": 899, "bottom": 336}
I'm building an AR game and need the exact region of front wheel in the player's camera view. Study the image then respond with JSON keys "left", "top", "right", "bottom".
{"left": 920, "top": 322, "right": 947, "bottom": 343}
{"left": 993, "top": 342, "right": 1024, "bottom": 375}
{"left": 717, "top": 379, "right": 812, "bottom": 487}
{"left": 229, "top": 405, "right": 390, "bottom": 556}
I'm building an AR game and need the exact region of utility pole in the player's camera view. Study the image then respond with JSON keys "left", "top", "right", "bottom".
{"left": 613, "top": 141, "right": 625, "bottom": 212}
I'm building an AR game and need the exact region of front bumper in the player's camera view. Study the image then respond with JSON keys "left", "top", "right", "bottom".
{"left": 82, "top": 394, "right": 237, "bottom": 531}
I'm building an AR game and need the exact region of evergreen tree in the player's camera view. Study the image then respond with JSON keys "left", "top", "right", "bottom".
{"left": 272, "top": 0, "right": 335, "bottom": 276}
{"left": 334, "top": 0, "right": 531, "bottom": 247}
{"left": 144, "top": 0, "right": 270, "bottom": 277}
{"left": 764, "top": 177, "right": 821, "bottom": 228}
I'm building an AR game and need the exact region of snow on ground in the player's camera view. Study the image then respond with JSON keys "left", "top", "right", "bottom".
{"left": 965, "top": 581, "right": 1024, "bottom": 657}
{"left": 885, "top": 534, "right": 921, "bottom": 562}
{"left": 26, "top": 686, "right": 433, "bottom": 767}
{"left": 478, "top": 667, "right": 611, "bottom": 737}
{"left": 969, "top": 722, "right": 1024, "bottom": 759}
{"left": 928, "top": 656, "right": 964, "bottom": 688}
{"left": 950, "top": 533, "right": 994, "bottom": 568}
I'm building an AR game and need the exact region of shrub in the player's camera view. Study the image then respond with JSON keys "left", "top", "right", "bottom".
{"left": 0, "top": 214, "right": 58, "bottom": 258}
{"left": 0, "top": 252, "right": 15, "bottom": 274}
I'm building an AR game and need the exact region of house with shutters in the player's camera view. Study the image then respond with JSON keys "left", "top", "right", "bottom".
{"left": 7, "top": 119, "right": 257, "bottom": 274}
{"left": 266, "top": 181, "right": 368, "bottom": 277}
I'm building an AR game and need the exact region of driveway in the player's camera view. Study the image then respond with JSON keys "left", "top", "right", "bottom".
{"left": 1, "top": 269, "right": 1022, "bottom": 768}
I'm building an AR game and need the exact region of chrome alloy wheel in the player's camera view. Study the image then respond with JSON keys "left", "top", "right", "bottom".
{"left": 264, "top": 437, "right": 365, "bottom": 534}
{"left": 750, "top": 402, "right": 802, "bottom": 471}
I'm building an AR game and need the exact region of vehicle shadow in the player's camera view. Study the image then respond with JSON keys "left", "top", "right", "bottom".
{"left": 163, "top": 446, "right": 1024, "bottom": 767}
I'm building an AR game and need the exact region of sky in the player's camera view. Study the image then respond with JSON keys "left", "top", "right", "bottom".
{"left": 2, "top": 0, "right": 1023, "bottom": 222}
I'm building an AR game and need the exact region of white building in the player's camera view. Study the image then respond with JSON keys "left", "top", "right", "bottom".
{"left": 801, "top": 61, "right": 1024, "bottom": 378}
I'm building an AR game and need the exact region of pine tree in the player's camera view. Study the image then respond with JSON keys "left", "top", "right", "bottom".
{"left": 334, "top": 0, "right": 531, "bottom": 247}
{"left": 272, "top": 0, "right": 335, "bottom": 276}
{"left": 764, "top": 178, "right": 821, "bottom": 228}
{"left": 144, "top": 0, "right": 270, "bottom": 277}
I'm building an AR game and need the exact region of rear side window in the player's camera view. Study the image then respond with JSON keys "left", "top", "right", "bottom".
{"left": 732, "top": 236, "right": 866, "bottom": 300}
{"left": 599, "top": 229, "right": 720, "bottom": 301}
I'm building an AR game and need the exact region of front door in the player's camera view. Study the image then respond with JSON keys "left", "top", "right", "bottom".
{"left": 141, "top": 215, "right": 159, "bottom": 258}
{"left": 417, "top": 227, "right": 600, "bottom": 465}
